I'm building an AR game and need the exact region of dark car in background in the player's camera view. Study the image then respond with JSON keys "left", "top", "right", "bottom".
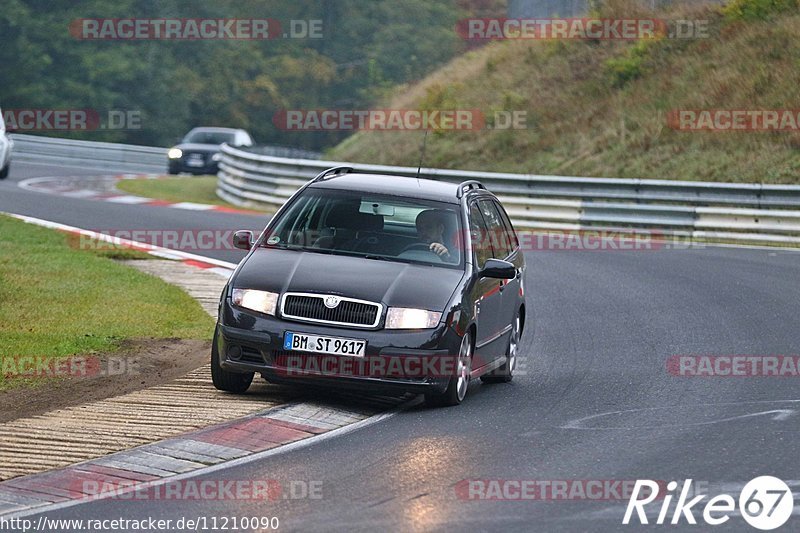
{"left": 212, "top": 167, "right": 526, "bottom": 407}
{"left": 167, "top": 126, "right": 253, "bottom": 175}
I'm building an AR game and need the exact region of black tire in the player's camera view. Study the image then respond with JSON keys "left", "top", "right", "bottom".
{"left": 425, "top": 331, "right": 473, "bottom": 407}
{"left": 211, "top": 330, "right": 254, "bottom": 394}
{"left": 481, "top": 313, "right": 520, "bottom": 384}
{"left": 0, "top": 163, "right": 9, "bottom": 180}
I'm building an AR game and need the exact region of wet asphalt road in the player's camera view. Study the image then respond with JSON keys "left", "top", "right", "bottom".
{"left": 2, "top": 160, "right": 799, "bottom": 532}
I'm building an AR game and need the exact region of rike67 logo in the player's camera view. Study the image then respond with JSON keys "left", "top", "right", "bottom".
{"left": 624, "top": 477, "right": 793, "bottom": 530}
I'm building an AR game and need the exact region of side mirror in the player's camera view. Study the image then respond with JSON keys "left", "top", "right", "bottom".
{"left": 480, "top": 258, "right": 516, "bottom": 279}
{"left": 232, "top": 230, "right": 254, "bottom": 250}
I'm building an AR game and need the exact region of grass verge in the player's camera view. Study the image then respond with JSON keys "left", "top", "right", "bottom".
{"left": 0, "top": 215, "right": 214, "bottom": 390}
{"left": 329, "top": 1, "right": 800, "bottom": 184}
{"left": 116, "top": 175, "right": 267, "bottom": 211}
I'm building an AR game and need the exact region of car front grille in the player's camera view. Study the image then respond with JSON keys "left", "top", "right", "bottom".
{"left": 281, "top": 293, "right": 382, "bottom": 328}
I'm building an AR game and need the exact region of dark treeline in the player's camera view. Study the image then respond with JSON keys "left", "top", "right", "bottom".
{"left": 1, "top": 0, "right": 506, "bottom": 149}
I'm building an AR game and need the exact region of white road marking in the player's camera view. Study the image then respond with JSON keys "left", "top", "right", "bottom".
{"left": 170, "top": 202, "right": 216, "bottom": 211}
{"left": 104, "top": 195, "right": 150, "bottom": 204}
{"left": 561, "top": 400, "right": 800, "bottom": 430}
{"left": 61, "top": 189, "right": 100, "bottom": 198}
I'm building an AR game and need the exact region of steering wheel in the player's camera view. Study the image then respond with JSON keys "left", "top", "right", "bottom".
{"left": 401, "top": 242, "right": 437, "bottom": 254}
{"left": 399, "top": 242, "right": 447, "bottom": 264}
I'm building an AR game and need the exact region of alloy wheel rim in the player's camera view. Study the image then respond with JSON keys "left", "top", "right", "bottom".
{"left": 456, "top": 335, "right": 472, "bottom": 401}
{"left": 508, "top": 316, "right": 519, "bottom": 373}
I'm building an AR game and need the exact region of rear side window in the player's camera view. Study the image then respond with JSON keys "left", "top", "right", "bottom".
{"left": 493, "top": 200, "right": 519, "bottom": 250}
{"left": 478, "top": 200, "right": 513, "bottom": 259}
{"left": 469, "top": 203, "right": 493, "bottom": 269}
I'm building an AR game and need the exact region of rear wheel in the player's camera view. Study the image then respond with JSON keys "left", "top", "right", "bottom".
{"left": 211, "top": 330, "right": 254, "bottom": 394}
{"left": 0, "top": 163, "right": 9, "bottom": 180}
{"left": 425, "top": 332, "right": 472, "bottom": 407}
{"left": 481, "top": 313, "right": 519, "bottom": 384}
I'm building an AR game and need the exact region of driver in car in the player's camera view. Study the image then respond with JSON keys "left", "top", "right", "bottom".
{"left": 416, "top": 209, "right": 452, "bottom": 259}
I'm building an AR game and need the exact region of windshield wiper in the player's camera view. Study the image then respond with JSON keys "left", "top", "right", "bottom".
{"left": 262, "top": 242, "right": 304, "bottom": 250}
{"left": 363, "top": 254, "right": 394, "bottom": 261}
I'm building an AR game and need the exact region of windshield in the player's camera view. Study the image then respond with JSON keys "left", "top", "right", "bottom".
{"left": 263, "top": 188, "right": 464, "bottom": 268}
{"left": 182, "top": 130, "right": 235, "bottom": 145}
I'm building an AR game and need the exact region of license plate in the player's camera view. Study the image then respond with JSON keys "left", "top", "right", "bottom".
{"left": 284, "top": 332, "right": 366, "bottom": 357}
{"left": 186, "top": 156, "right": 204, "bottom": 167}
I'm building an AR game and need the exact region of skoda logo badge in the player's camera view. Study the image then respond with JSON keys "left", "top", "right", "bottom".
{"left": 324, "top": 296, "right": 340, "bottom": 309}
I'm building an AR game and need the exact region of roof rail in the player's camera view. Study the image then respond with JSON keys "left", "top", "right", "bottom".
{"left": 456, "top": 180, "right": 486, "bottom": 198}
{"left": 312, "top": 166, "right": 354, "bottom": 182}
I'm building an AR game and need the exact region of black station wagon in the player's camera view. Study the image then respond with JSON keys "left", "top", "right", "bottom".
{"left": 212, "top": 167, "right": 526, "bottom": 406}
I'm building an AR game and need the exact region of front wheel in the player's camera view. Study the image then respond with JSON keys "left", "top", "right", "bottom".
{"left": 425, "top": 332, "right": 473, "bottom": 407}
{"left": 211, "top": 330, "right": 254, "bottom": 394}
{"left": 0, "top": 163, "right": 9, "bottom": 180}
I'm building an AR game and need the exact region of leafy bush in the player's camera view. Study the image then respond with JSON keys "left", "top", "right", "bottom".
{"left": 723, "top": 0, "right": 799, "bottom": 20}
{"left": 604, "top": 40, "right": 657, "bottom": 87}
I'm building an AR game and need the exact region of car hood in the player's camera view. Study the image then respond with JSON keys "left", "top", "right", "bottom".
{"left": 174, "top": 142, "right": 221, "bottom": 152}
{"left": 233, "top": 248, "right": 465, "bottom": 312}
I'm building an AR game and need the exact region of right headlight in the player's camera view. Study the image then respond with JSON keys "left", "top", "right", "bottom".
{"left": 385, "top": 307, "right": 442, "bottom": 329}
{"left": 231, "top": 289, "right": 279, "bottom": 316}
{"left": 167, "top": 147, "right": 182, "bottom": 159}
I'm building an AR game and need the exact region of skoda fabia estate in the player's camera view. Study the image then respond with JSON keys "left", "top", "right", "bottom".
{"left": 213, "top": 167, "right": 526, "bottom": 406}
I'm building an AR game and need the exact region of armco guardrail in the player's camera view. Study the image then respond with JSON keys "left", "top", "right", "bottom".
{"left": 11, "top": 134, "right": 320, "bottom": 174}
{"left": 10, "top": 133, "right": 167, "bottom": 172}
{"left": 218, "top": 144, "right": 800, "bottom": 245}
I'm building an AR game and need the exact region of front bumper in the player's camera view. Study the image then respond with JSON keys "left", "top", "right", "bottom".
{"left": 168, "top": 159, "right": 219, "bottom": 175}
{"left": 217, "top": 303, "right": 462, "bottom": 394}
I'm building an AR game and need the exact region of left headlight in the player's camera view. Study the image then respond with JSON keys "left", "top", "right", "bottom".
{"left": 231, "top": 289, "right": 279, "bottom": 316}
{"left": 211, "top": 153, "right": 222, "bottom": 162}
{"left": 385, "top": 308, "right": 442, "bottom": 330}
{"left": 167, "top": 148, "right": 182, "bottom": 159}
